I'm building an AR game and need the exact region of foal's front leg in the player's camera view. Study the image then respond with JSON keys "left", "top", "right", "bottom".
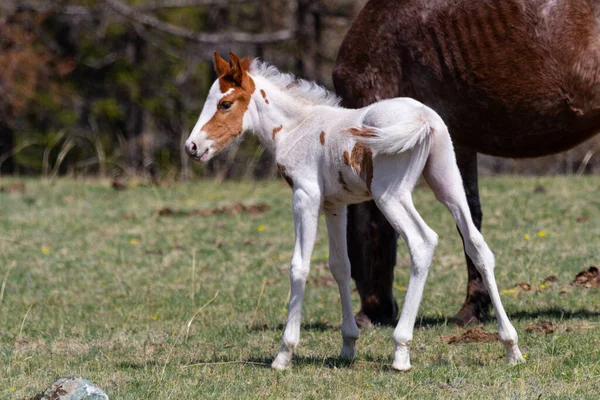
{"left": 324, "top": 205, "right": 360, "bottom": 359}
{"left": 272, "top": 187, "right": 320, "bottom": 370}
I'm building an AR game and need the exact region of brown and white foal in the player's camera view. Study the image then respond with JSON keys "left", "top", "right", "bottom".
{"left": 185, "top": 52, "right": 525, "bottom": 371}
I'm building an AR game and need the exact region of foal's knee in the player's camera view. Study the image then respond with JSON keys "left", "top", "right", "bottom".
{"left": 465, "top": 232, "right": 494, "bottom": 271}
{"left": 329, "top": 258, "right": 350, "bottom": 283}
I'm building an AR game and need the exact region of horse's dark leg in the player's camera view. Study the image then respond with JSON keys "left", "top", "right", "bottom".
{"left": 347, "top": 201, "right": 399, "bottom": 326}
{"left": 451, "top": 146, "right": 491, "bottom": 326}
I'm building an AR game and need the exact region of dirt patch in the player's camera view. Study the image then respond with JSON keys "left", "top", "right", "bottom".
{"left": 533, "top": 184, "right": 546, "bottom": 194}
{"left": 572, "top": 266, "right": 600, "bottom": 288}
{"left": 543, "top": 275, "right": 559, "bottom": 283}
{"left": 0, "top": 183, "right": 25, "bottom": 193}
{"left": 158, "top": 203, "right": 270, "bottom": 217}
{"left": 112, "top": 180, "right": 127, "bottom": 191}
{"left": 441, "top": 327, "right": 498, "bottom": 344}
{"left": 525, "top": 320, "right": 557, "bottom": 334}
{"left": 576, "top": 216, "right": 588, "bottom": 223}
{"left": 307, "top": 276, "right": 336, "bottom": 288}
{"left": 515, "top": 282, "right": 532, "bottom": 291}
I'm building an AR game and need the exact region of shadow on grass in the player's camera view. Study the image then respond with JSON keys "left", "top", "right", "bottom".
{"left": 248, "top": 321, "right": 337, "bottom": 332}
{"left": 184, "top": 354, "right": 389, "bottom": 370}
{"left": 250, "top": 307, "right": 600, "bottom": 333}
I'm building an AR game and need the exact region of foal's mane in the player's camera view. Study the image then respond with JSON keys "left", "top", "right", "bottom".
{"left": 249, "top": 59, "right": 341, "bottom": 107}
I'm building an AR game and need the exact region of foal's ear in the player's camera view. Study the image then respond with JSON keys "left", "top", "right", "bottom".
{"left": 213, "top": 51, "right": 230, "bottom": 76}
{"left": 229, "top": 52, "right": 245, "bottom": 87}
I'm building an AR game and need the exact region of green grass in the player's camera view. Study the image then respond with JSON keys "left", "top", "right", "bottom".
{"left": 1, "top": 176, "right": 599, "bottom": 399}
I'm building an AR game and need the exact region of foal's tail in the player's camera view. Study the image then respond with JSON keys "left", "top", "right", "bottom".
{"left": 355, "top": 115, "right": 431, "bottom": 156}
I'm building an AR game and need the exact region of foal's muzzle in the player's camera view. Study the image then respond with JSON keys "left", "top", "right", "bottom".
{"left": 185, "top": 140, "right": 198, "bottom": 157}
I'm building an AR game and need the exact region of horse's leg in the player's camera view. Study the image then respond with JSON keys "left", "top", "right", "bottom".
{"left": 347, "top": 202, "right": 399, "bottom": 326}
{"left": 451, "top": 146, "right": 491, "bottom": 326}
{"left": 272, "top": 187, "right": 320, "bottom": 370}
{"left": 424, "top": 130, "right": 525, "bottom": 364}
{"left": 324, "top": 205, "right": 360, "bottom": 359}
{"left": 373, "top": 190, "right": 438, "bottom": 371}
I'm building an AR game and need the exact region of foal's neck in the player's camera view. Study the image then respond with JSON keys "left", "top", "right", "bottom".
{"left": 249, "top": 75, "right": 326, "bottom": 152}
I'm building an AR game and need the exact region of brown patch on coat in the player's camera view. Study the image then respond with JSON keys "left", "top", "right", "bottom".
{"left": 350, "top": 143, "right": 374, "bottom": 193}
{"left": 277, "top": 163, "right": 294, "bottom": 188}
{"left": 348, "top": 126, "right": 377, "bottom": 137}
{"left": 343, "top": 151, "right": 350, "bottom": 166}
{"left": 260, "top": 89, "right": 269, "bottom": 104}
{"left": 203, "top": 53, "right": 256, "bottom": 152}
{"left": 319, "top": 131, "right": 326, "bottom": 145}
{"left": 201, "top": 85, "right": 254, "bottom": 151}
{"left": 338, "top": 171, "right": 352, "bottom": 193}
{"left": 441, "top": 327, "right": 499, "bottom": 344}
{"left": 272, "top": 125, "right": 283, "bottom": 140}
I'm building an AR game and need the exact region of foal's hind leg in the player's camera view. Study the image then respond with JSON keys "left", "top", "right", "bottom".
{"left": 324, "top": 205, "right": 360, "bottom": 359}
{"left": 371, "top": 151, "right": 439, "bottom": 370}
{"left": 374, "top": 191, "right": 438, "bottom": 371}
{"left": 423, "top": 127, "right": 525, "bottom": 365}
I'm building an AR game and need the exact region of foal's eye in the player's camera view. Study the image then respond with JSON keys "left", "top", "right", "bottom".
{"left": 219, "top": 101, "right": 233, "bottom": 111}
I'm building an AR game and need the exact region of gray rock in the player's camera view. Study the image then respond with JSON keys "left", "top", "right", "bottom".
{"left": 27, "top": 376, "right": 109, "bottom": 400}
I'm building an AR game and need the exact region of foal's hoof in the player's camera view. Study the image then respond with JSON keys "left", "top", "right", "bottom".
{"left": 392, "top": 347, "right": 411, "bottom": 371}
{"left": 271, "top": 353, "right": 292, "bottom": 371}
{"left": 506, "top": 345, "right": 526, "bottom": 365}
{"left": 391, "top": 360, "right": 412, "bottom": 372}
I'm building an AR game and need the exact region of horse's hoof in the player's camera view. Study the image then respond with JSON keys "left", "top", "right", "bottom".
{"left": 354, "top": 311, "right": 373, "bottom": 328}
{"left": 339, "top": 346, "right": 356, "bottom": 360}
{"left": 450, "top": 305, "right": 484, "bottom": 327}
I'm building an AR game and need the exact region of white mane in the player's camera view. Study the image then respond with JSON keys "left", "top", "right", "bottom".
{"left": 249, "top": 59, "right": 341, "bottom": 107}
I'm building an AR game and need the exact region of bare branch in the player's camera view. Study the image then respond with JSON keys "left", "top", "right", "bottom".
{"left": 135, "top": 0, "right": 252, "bottom": 11}
{"left": 106, "top": 0, "right": 294, "bottom": 44}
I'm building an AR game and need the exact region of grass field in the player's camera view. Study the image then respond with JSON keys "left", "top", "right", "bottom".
{"left": 1, "top": 176, "right": 599, "bottom": 399}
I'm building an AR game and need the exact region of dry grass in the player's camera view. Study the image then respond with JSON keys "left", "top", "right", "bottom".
{"left": 0, "top": 176, "right": 599, "bottom": 399}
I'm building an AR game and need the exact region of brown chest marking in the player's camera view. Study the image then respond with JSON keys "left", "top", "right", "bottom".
{"left": 272, "top": 125, "right": 283, "bottom": 140}
{"left": 277, "top": 163, "right": 294, "bottom": 188}
{"left": 319, "top": 131, "right": 326, "bottom": 145}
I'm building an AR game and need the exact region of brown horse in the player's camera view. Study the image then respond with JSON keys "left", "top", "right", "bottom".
{"left": 333, "top": 0, "right": 600, "bottom": 326}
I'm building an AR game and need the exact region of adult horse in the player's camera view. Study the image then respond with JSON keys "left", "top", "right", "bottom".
{"left": 333, "top": 0, "right": 600, "bottom": 326}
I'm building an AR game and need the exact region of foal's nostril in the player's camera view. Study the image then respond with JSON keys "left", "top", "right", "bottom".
{"left": 185, "top": 141, "right": 198, "bottom": 156}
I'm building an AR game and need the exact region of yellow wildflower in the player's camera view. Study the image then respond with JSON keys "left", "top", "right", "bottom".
{"left": 129, "top": 239, "right": 138, "bottom": 245}
{"left": 257, "top": 225, "right": 266, "bottom": 232}
{"left": 41, "top": 246, "right": 50, "bottom": 254}
{"left": 524, "top": 234, "right": 530, "bottom": 240}
{"left": 538, "top": 231, "right": 546, "bottom": 237}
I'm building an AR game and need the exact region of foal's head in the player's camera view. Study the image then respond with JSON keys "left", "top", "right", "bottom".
{"left": 185, "top": 52, "right": 256, "bottom": 162}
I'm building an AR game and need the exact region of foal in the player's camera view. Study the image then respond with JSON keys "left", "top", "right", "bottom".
{"left": 185, "top": 52, "right": 525, "bottom": 371}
